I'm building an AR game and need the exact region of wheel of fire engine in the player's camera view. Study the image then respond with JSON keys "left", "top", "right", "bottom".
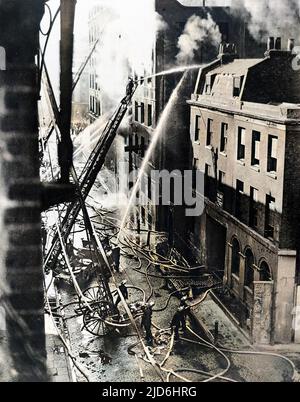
{"left": 77, "top": 285, "right": 104, "bottom": 314}
{"left": 83, "top": 300, "right": 115, "bottom": 336}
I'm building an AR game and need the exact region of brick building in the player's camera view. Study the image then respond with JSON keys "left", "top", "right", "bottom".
{"left": 188, "top": 38, "right": 300, "bottom": 344}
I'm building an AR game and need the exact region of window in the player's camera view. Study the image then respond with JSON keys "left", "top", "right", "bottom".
{"left": 267, "top": 135, "right": 278, "bottom": 173}
{"left": 265, "top": 194, "right": 276, "bottom": 239}
{"left": 235, "top": 180, "right": 244, "bottom": 220}
{"left": 195, "top": 115, "right": 201, "bottom": 142}
{"left": 205, "top": 75, "right": 212, "bottom": 94}
{"left": 193, "top": 159, "right": 198, "bottom": 190}
{"left": 206, "top": 118, "right": 213, "bottom": 146}
{"left": 260, "top": 261, "right": 272, "bottom": 281}
{"left": 245, "top": 248, "right": 254, "bottom": 289}
{"left": 249, "top": 187, "right": 259, "bottom": 229}
{"left": 141, "top": 207, "right": 146, "bottom": 225}
{"left": 233, "top": 76, "right": 243, "bottom": 97}
{"left": 220, "top": 123, "right": 228, "bottom": 153}
{"left": 231, "top": 238, "right": 240, "bottom": 276}
{"left": 251, "top": 130, "right": 261, "bottom": 166}
{"left": 148, "top": 176, "right": 152, "bottom": 200}
{"left": 134, "top": 101, "right": 139, "bottom": 122}
{"left": 204, "top": 163, "right": 211, "bottom": 197}
{"left": 148, "top": 104, "right": 153, "bottom": 127}
{"left": 141, "top": 103, "right": 145, "bottom": 124}
{"left": 139, "top": 136, "right": 145, "bottom": 157}
{"left": 219, "top": 170, "right": 225, "bottom": 185}
{"left": 237, "top": 127, "right": 246, "bottom": 161}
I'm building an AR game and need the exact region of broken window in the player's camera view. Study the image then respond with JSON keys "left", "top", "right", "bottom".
{"left": 237, "top": 127, "right": 246, "bottom": 161}
{"left": 195, "top": 115, "right": 201, "bottom": 142}
{"left": 148, "top": 104, "right": 153, "bottom": 127}
{"left": 251, "top": 130, "right": 261, "bottom": 166}
{"left": 249, "top": 187, "right": 259, "bottom": 230}
{"left": 206, "top": 118, "right": 213, "bottom": 146}
{"left": 265, "top": 194, "right": 276, "bottom": 239}
{"left": 220, "top": 122, "right": 228, "bottom": 153}
{"left": 267, "top": 135, "right": 278, "bottom": 173}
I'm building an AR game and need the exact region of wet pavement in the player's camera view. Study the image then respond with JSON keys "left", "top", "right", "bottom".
{"left": 55, "top": 246, "right": 299, "bottom": 383}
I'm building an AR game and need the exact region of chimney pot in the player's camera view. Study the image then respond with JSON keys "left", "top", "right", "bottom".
{"left": 288, "top": 38, "right": 295, "bottom": 52}
{"left": 218, "top": 43, "right": 224, "bottom": 55}
{"left": 267, "top": 37, "right": 275, "bottom": 51}
{"left": 275, "top": 37, "right": 281, "bottom": 50}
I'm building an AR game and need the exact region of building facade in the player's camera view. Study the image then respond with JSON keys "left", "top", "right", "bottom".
{"left": 188, "top": 39, "right": 300, "bottom": 344}
{"left": 129, "top": 0, "right": 264, "bottom": 241}
{"left": 88, "top": 5, "right": 102, "bottom": 122}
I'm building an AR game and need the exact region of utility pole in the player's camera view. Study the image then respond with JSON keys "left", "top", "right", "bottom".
{"left": 59, "top": 0, "right": 77, "bottom": 183}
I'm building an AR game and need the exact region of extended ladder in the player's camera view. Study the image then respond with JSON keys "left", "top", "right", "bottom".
{"left": 45, "top": 88, "right": 137, "bottom": 272}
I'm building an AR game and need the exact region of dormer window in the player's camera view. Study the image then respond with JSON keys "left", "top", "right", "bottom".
{"left": 233, "top": 76, "right": 244, "bottom": 97}
{"left": 205, "top": 75, "right": 212, "bottom": 95}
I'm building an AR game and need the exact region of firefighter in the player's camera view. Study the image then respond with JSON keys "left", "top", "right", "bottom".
{"left": 115, "top": 280, "right": 129, "bottom": 307}
{"left": 121, "top": 77, "right": 134, "bottom": 104}
{"left": 141, "top": 302, "right": 154, "bottom": 346}
{"left": 171, "top": 306, "right": 187, "bottom": 340}
{"left": 126, "top": 77, "right": 134, "bottom": 98}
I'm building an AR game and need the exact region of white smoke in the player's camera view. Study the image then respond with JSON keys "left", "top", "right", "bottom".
{"left": 232, "top": 0, "right": 300, "bottom": 42}
{"left": 91, "top": 0, "right": 167, "bottom": 110}
{"left": 176, "top": 13, "right": 222, "bottom": 65}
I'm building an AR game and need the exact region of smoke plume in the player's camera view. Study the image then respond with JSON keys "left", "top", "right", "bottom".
{"left": 91, "top": 0, "right": 167, "bottom": 111}
{"left": 176, "top": 13, "right": 222, "bottom": 65}
{"left": 232, "top": 0, "right": 300, "bottom": 42}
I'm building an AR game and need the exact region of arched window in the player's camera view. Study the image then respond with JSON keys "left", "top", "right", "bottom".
{"left": 231, "top": 238, "right": 240, "bottom": 276}
{"left": 0, "top": 46, "right": 6, "bottom": 71}
{"left": 245, "top": 248, "right": 254, "bottom": 288}
{"left": 260, "top": 261, "right": 272, "bottom": 281}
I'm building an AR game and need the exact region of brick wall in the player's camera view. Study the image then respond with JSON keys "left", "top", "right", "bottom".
{"left": 0, "top": 0, "right": 48, "bottom": 381}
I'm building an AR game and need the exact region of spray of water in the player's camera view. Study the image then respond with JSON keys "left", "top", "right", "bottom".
{"left": 136, "top": 64, "right": 202, "bottom": 82}
{"left": 117, "top": 73, "right": 187, "bottom": 241}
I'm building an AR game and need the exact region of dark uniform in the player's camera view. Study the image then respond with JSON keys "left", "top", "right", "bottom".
{"left": 141, "top": 304, "right": 153, "bottom": 346}
{"left": 126, "top": 78, "right": 134, "bottom": 97}
{"left": 115, "top": 282, "right": 129, "bottom": 307}
{"left": 171, "top": 307, "right": 187, "bottom": 340}
{"left": 122, "top": 78, "right": 134, "bottom": 104}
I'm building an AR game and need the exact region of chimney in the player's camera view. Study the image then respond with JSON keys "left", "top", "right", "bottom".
{"left": 287, "top": 38, "right": 295, "bottom": 52}
{"left": 218, "top": 42, "right": 238, "bottom": 63}
{"left": 267, "top": 37, "right": 275, "bottom": 51}
{"left": 218, "top": 43, "right": 224, "bottom": 56}
{"left": 275, "top": 37, "right": 281, "bottom": 50}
